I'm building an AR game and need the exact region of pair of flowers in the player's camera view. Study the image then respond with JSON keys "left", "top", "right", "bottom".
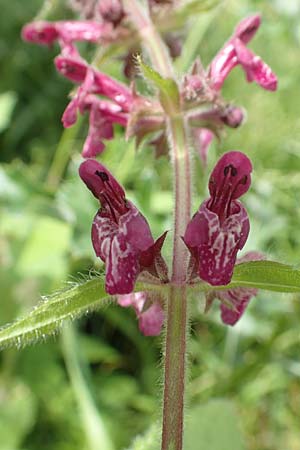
{"left": 79, "top": 151, "right": 258, "bottom": 334}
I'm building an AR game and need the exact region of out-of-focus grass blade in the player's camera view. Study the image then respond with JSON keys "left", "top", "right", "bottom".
{"left": 62, "top": 324, "right": 115, "bottom": 450}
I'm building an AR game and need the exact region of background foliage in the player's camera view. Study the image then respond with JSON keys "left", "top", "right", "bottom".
{"left": 1, "top": 0, "right": 300, "bottom": 449}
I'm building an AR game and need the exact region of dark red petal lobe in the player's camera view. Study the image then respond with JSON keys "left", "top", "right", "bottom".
{"left": 139, "top": 302, "right": 165, "bottom": 336}
{"left": 234, "top": 14, "right": 261, "bottom": 44}
{"left": 55, "top": 52, "right": 88, "bottom": 83}
{"left": 82, "top": 106, "right": 114, "bottom": 158}
{"left": 92, "top": 212, "right": 140, "bottom": 294}
{"left": 22, "top": 21, "right": 59, "bottom": 45}
{"left": 220, "top": 287, "right": 258, "bottom": 325}
{"left": 193, "top": 128, "right": 214, "bottom": 167}
{"left": 122, "top": 205, "right": 155, "bottom": 251}
{"left": 219, "top": 252, "right": 264, "bottom": 324}
{"left": 184, "top": 200, "right": 250, "bottom": 286}
{"left": 105, "top": 233, "right": 140, "bottom": 294}
{"left": 79, "top": 159, "right": 125, "bottom": 202}
{"left": 209, "top": 151, "right": 252, "bottom": 201}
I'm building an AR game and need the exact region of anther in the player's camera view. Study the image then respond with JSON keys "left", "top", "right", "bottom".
{"left": 95, "top": 170, "right": 109, "bottom": 182}
{"left": 224, "top": 164, "right": 237, "bottom": 176}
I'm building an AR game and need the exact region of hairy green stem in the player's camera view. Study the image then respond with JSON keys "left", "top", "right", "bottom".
{"left": 123, "top": 0, "right": 174, "bottom": 77}
{"left": 162, "top": 285, "right": 188, "bottom": 450}
{"left": 161, "top": 115, "right": 191, "bottom": 450}
{"left": 123, "top": 4, "right": 191, "bottom": 449}
{"left": 168, "top": 116, "right": 191, "bottom": 284}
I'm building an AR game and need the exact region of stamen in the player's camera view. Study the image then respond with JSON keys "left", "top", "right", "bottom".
{"left": 95, "top": 169, "right": 128, "bottom": 218}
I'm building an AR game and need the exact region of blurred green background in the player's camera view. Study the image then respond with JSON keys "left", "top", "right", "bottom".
{"left": 1, "top": 0, "right": 300, "bottom": 449}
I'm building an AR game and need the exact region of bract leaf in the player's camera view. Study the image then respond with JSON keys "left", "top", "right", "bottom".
{"left": 0, "top": 277, "right": 109, "bottom": 350}
{"left": 192, "top": 261, "right": 300, "bottom": 293}
{"left": 136, "top": 55, "right": 180, "bottom": 115}
{"left": 229, "top": 260, "right": 300, "bottom": 292}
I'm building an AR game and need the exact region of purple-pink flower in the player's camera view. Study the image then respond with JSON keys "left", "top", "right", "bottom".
{"left": 181, "top": 14, "right": 277, "bottom": 166}
{"left": 118, "top": 292, "right": 164, "bottom": 336}
{"left": 206, "top": 252, "right": 264, "bottom": 325}
{"left": 184, "top": 151, "right": 252, "bottom": 286}
{"left": 22, "top": 20, "right": 112, "bottom": 47}
{"left": 208, "top": 14, "right": 277, "bottom": 91}
{"left": 60, "top": 60, "right": 129, "bottom": 156}
{"left": 79, "top": 159, "right": 168, "bottom": 294}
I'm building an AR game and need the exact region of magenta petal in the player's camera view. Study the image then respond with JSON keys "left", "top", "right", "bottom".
{"left": 22, "top": 20, "right": 112, "bottom": 46}
{"left": 139, "top": 302, "right": 164, "bottom": 336}
{"left": 117, "top": 293, "right": 164, "bottom": 336}
{"left": 91, "top": 206, "right": 156, "bottom": 295}
{"left": 208, "top": 151, "right": 252, "bottom": 202}
{"left": 105, "top": 241, "right": 139, "bottom": 294}
{"left": 124, "top": 207, "right": 155, "bottom": 252}
{"left": 117, "top": 292, "right": 146, "bottom": 314}
{"left": 193, "top": 128, "right": 214, "bottom": 167}
{"left": 55, "top": 48, "right": 88, "bottom": 83}
{"left": 82, "top": 105, "right": 114, "bottom": 158}
{"left": 89, "top": 99, "right": 127, "bottom": 126}
{"left": 234, "top": 14, "right": 261, "bottom": 44}
{"left": 62, "top": 99, "right": 78, "bottom": 127}
{"left": 234, "top": 39, "right": 278, "bottom": 91}
{"left": 95, "top": 218, "right": 140, "bottom": 295}
{"left": 184, "top": 201, "right": 250, "bottom": 285}
{"left": 219, "top": 252, "right": 264, "bottom": 325}
{"left": 220, "top": 287, "right": 258, "bottom": 325}
{"left": 93, "top": 72, "right": 133, "bottom": 110}
{"left": 55, "top": 21, "right": 112, "bottom": 44}
{"left": 79, "top": 159, "right": 126, "bottom": 201}
{"left": 208, "top": 42, "right": 238, "bottom": 91}
{"left": 22, "top": 21, "right": 59, "bottom": 46}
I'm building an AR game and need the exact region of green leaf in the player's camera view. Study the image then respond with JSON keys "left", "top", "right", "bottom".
{"left": 0, "top": 277, "right": 109, "bottom": 350}
{"left": 136, "top": 55, "right": 180, "bottom": 115}
{"left": 184, "top": 399, "right": 245, "bottom": 450}
{"left": 229, "top": 261, "right": 300, "bottom": 292}
{"left": 191, "top": 261, "right": 300, "bottom": 293}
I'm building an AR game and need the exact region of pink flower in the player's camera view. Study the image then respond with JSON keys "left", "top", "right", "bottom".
{"left": 208, "top": 14, "right": 277, "bottom": 91}
{"left": 192, "top": 128, "right": 214, "bottom": 168}
{"left": 22, "top": 20, "right": 112, "bottom": 47}
{"left": 55, "top": 45, "right": 89, "bottom": 83}
{"left": 98, "top": 0, "right": 125, "bottom": 28}
{"left": 56, "top": 53, "right": 134, "bottom": 110}
{"left": 184, "top": 151, "right": 252, "bottom": 286}
{"left": 206, "top": 252, "right": 264, "bottom": 325}
{"left": 60, "top": 62, "right": 131, "bottom": 156}
{"left": 79, "top": 159, "right": 168, "bottom": 295}
{"left": 118, "top": 292, "right": 164, "bottom": 336}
